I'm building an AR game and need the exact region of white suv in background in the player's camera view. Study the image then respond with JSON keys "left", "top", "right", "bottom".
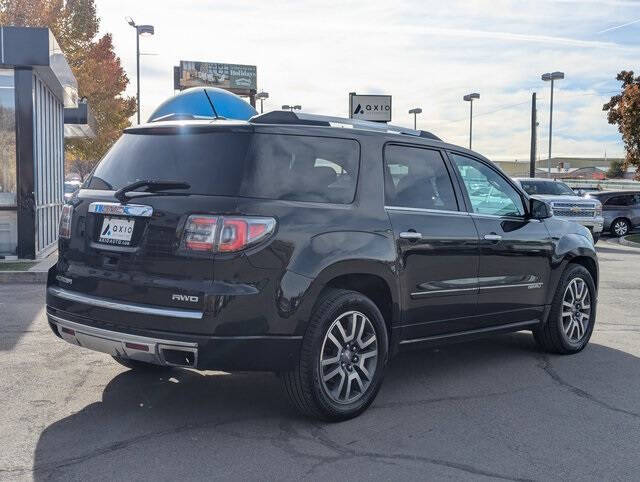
{"left": 514, "top": 178, "right": 604, "bottom": 243}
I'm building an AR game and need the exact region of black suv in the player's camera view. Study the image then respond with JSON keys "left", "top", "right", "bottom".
{"left": 47, "top": 111, "right": 598, "bottom": 421}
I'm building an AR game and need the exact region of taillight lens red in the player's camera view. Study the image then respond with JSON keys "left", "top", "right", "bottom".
{"left": 182, "top": 215, "right": 276, "bottom": 253}
{"left": 59, "top": 204, "right": 73, "bottom": 239}
{"left": 183, "top": 216, "right": 217, "bottom": 252}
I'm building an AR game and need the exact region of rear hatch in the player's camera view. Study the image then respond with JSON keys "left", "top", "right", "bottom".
{"left": 55, "top": 123, "right": 255, "bottom": 332}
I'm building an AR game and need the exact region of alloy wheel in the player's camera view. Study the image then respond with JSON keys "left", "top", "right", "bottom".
{"left": 614, "top": 220, "right": 629, "bottom": 237}
{"left": 561, "top": 277, "right": 591, "bottom": 343}
{"left": 319, "top": 311, "right": 378, "bottom": 404}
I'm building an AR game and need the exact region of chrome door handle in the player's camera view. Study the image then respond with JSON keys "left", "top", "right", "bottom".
{"left": 483, "top": 234, "right": 502, "bottom": 241}
{"left": 400, "top": 231, "right": 422, "bottom": 240}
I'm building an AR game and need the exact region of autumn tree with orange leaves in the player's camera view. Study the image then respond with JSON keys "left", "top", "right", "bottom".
{"left": 603, "top": 71, "right": 640, "bottom": 180}
{"left": 0, "top": 0, "right": 136, "bottom": 180}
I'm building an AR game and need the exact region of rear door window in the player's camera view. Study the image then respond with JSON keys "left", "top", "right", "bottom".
{"left": 87, "top": 131, "right": 360, "bottom": 204}
{"left": 606, "top": 195, "right": 633, "bottom": 207}
{"left": 383, "top": 145, "right": 458, "bottom": 211}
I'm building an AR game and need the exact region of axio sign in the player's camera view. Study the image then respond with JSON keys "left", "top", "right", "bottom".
{"left": 349, "top": 94, "right": 392, "bottom": 122}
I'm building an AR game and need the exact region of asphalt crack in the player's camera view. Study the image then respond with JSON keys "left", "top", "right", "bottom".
{"left": 537, "top": 354, "right": 640, "bottom": 420}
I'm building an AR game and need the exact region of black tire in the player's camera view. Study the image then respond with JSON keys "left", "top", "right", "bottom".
{"left": 610, "top": 218, "right": 631, "bottom": 237}
{"left": 112, "top": 356, "right": 174, "bottom": 371}
{"left": 533, "top": 264, "right": 596, "bottom": 354}
{"left": 281, "top": 288, "right": 389, "bottom": 421}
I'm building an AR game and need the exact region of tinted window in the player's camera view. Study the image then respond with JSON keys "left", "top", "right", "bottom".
{"left": 87, "top": 132, "right": 359, "bottom": 204}
{"left": 384, "top": 145, "right": 458, "bottom": 211}
{"left": 519, "top": 180, "right": 574, "bottom": 196}
{"left": 451, "top": 153, "right": 525, "bottom": 217}
{"left": 606, "top": 195, "right": 633, "bottom": 207}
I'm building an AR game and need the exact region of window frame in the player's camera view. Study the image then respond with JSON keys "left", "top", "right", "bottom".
{"left": 446, "top": 150, "right": 530, "bottom": 219}
{"left": 382, "top": 142, "right": 462, "bottom": 213}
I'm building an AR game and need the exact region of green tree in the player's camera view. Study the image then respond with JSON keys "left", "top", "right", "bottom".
{"left": 0, "top": 0, "right": 136, "bottom": 179}
{"left": 607, "top": 159, "right": 626, "bottom": 179}
{"left": 603, "top": 71, "right": 640, "bottom": 180}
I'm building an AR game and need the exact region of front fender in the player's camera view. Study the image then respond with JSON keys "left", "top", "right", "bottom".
{"left": 546, "top": 232, "right": 599, "bottom": 303}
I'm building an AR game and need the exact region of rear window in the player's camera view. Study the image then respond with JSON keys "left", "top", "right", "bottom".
{"left": 87, "top": 132, "right": 360, "bottom": 204}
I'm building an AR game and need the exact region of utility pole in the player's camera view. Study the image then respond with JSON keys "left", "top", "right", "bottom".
{"left": 530, "top": 92, "right": 537, "bottom": 178}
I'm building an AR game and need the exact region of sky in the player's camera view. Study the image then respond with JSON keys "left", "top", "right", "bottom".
{"left": 95, "top": 0, "right": 638, "bottom": 162}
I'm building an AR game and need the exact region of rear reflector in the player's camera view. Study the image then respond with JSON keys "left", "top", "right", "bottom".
{"left": 61, "top": 327, "right": 75, "bottom": 336}
{"left": 182, "top": 215, "right": 275, "bottom": 253}
{"left": 125, "top": 342, "right": 150, "bottom": 352}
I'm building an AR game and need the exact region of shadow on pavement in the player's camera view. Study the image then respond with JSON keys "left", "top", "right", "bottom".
{"left": 31, "top": 332, "right": 640, "bottom": 480}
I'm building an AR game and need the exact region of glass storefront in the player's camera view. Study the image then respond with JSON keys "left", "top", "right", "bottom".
{"left": 0, "top": 69, "right": 17, "bottom": 207}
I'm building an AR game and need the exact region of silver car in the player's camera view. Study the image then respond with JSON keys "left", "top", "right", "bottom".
{"left": 585, "top": 191, "right": 640, "bottom": 237}
{"left": 514, "top": 178, "right": 604, "bottom": 242}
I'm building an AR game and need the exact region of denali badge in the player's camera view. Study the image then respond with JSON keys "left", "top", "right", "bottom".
{"left": 172, "top": 294, "right": 199, "bottom": 303}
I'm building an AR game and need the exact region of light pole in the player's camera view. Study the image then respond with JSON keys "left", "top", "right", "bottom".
{"left": 408, "top": 107, "right": 422, "bottom": 130}
{"left": 281, "top": 105, "right": 301, "bottom": 112}
{"left": 126, "top": 17, "right": 154, "bottom": 124}
{"left": 256, "top": 91, "right": 269, "bottom": 113}
{"left": 542, "top": 71, "right": 564, "bottom": 177}
{"left": 463, "top": 93, "right": 480, "bottom": 149}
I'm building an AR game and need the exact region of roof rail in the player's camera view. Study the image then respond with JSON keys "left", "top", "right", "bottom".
{"left": 249, "top": 111, "right": 441, "bottom": 141}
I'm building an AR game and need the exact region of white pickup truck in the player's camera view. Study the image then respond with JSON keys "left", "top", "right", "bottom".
{"left": 514, "top": 178, "right": 604, "bottom": 243}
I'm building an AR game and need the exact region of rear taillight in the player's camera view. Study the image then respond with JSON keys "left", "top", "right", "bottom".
{"left": 181, "top": 215, "right": 276, "bottom": 253}
{"left": 59, "top": 204, "right": 73, "bottom": 239}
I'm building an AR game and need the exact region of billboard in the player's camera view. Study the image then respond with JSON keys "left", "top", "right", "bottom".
{"left": 178, "top": 60, "right": 257, "bottom": 91}
{"left": 349, "top": 94, "right": 392, "bottom": 122}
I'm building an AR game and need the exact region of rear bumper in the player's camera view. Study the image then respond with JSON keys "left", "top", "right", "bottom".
{"left": 47, "top": 309, "right": 302, "bottom": 372}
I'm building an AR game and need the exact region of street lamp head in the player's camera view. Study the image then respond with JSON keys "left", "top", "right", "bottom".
{"left": 293, "top": 105, "right": 301, "bottom": 110}
{"left": 256, "top": 91, "right": 269, "bottom": 99}
{"left": 281, "top": 105, "right": 290, "bottom": 110}
{"left": 126, "top": 16, "right": 136, "bottom": 27}
{"left": 542, "top": 71, "right": 564, "bottom": 81}
{"left": 408, "top": 108, "right": 422, "bottom": 114}
{"left": 463, "top": 93, "right": 480, "bottom": 101}
{"left": 138, "top": 24, "right": 154, "bottom": 35}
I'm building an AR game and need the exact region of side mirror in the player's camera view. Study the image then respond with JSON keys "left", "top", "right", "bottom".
{"left": 530, "top": 198, "right": 553, "bottom": 219}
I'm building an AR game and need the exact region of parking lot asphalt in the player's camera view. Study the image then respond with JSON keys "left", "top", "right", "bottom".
{"left": 1, "top": 238, "right": 639, "bottom": 481}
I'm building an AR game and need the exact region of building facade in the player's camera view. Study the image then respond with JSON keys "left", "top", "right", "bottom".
{"left": 0, "top": 27, "right": 94, "bottom": 259}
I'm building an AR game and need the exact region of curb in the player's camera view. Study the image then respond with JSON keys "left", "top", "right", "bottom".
{"left": 619, "top": 236, "right": 640, "bottom": 249}
{"left": 0, "top": 271, "right": 48, "bottom": 284}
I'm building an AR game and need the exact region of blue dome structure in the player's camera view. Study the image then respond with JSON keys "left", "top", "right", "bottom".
{"left": 148, "top": 87, "right": 258, "bottom": 122}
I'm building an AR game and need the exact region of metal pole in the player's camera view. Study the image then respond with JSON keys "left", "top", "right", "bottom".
{"left": 260, "top": 98, "right": 263, "bottom": 113}
{"left": 136, "top": 30, "right": 140, "bottom": 124}
{"left": 413, "top": 112, "right": 416, "bottom": 130}
{"left": 530, "top": 92, "right": 537, "bottom": 178}
{"left": 547, "top": 78, "right": 554, "bottom": 176}
{"left": 469, "top": 99, "right": 473, "bottom": 149}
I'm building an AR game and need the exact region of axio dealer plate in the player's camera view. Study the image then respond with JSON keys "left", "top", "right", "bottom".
{"left": 99, "top": 217, "right": 135, "bottom": 245}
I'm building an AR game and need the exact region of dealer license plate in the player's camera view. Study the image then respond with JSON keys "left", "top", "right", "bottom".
{"left": 99, "top": 217, "right": 135, "bottom": 246}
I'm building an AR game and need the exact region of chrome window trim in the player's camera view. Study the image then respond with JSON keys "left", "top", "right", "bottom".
{"left": 470, "top": 213, "right": 530, "bottom": 221}
{"left": 88, "top": 202, "right": 153, "bottom": 217}
{"left": 385, "top": 206, "right": 469, "bottom": 216}
{"left": 48, "top": 287, "right": 203, "bottom": 320}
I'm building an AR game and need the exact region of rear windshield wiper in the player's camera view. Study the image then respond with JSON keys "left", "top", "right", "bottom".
{"left": 114, "top": 180, "right": 191, "bottom": 203}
